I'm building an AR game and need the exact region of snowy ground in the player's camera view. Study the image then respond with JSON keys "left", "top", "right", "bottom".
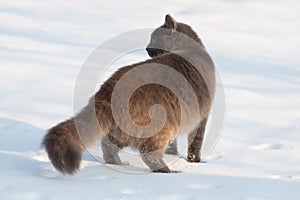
{"left": 1, "top": 0, "right": 300, "bottom": 199}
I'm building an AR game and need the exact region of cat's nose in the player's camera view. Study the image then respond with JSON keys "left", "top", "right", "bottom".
{"left": 146, "top": 47, "right": 155, "bottom": 57}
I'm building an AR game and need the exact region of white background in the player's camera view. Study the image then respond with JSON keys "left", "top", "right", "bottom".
{"left": 0, "top": 0, "right": 299, "bottom": 199}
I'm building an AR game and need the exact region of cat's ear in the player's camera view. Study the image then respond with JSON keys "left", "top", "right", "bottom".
{"left": 164, "top": 14, "right": 177, "bottom": 31}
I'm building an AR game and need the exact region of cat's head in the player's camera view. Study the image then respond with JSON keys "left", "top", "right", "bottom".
{"left": 146, "top": 14, "right": 203, "bottom": 58}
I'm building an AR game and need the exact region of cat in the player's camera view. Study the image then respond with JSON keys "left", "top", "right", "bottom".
{"left": 42, "top": 14, "right": 215, "bottom": 174}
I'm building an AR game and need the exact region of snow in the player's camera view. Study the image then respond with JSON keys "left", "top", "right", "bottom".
{"left": 1, "top": 0, "right": 300, "bottom": 199}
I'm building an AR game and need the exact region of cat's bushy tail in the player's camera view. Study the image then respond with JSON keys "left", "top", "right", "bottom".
{"left": 42, "top": 119, "right": 83, "bottom": 174}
